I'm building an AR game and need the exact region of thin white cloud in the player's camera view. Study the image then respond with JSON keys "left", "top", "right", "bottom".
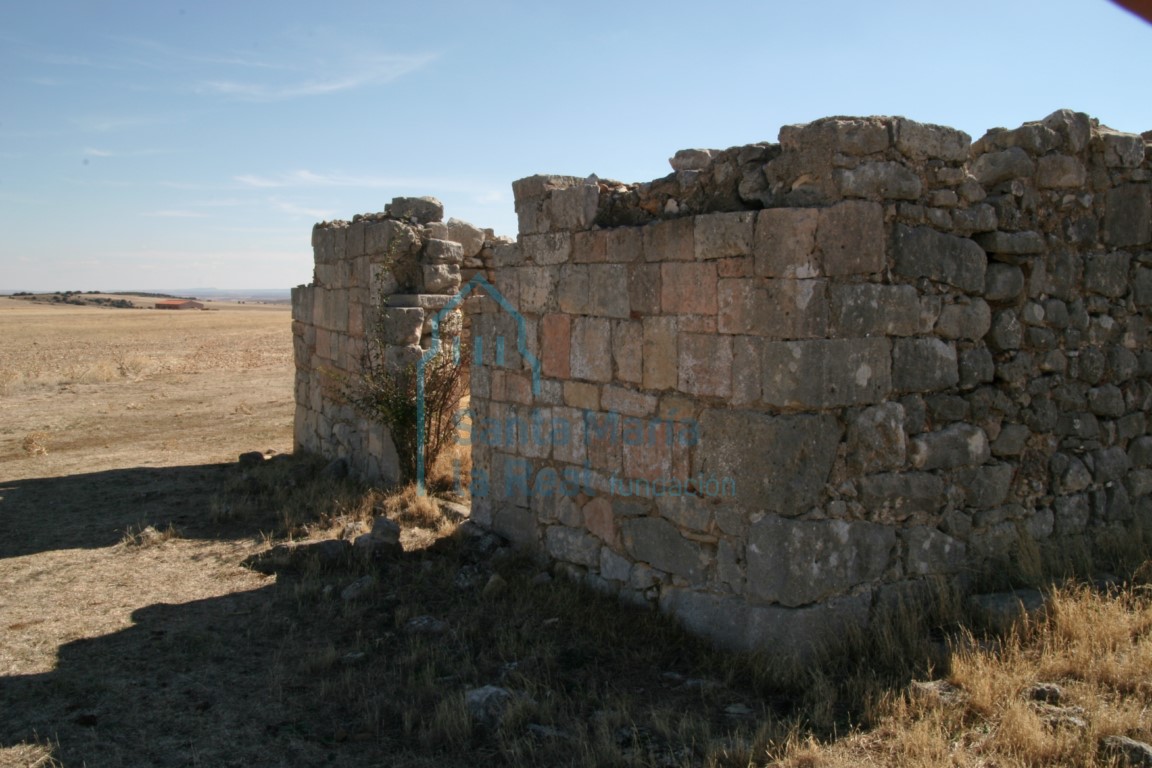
{"left": 232, "top": 170, "right": 501, "bottom": 196}
{"left": 142, "top": 210, "right": 208, "bottom": 219}
{"left": 83, "top": 147, "right": 175, "bottom": 158}
{"left": 269, "top": 199, "right": 335, "bottom": 220}
{"left": 196, "top": 52, "right": 436, "bottom": 102}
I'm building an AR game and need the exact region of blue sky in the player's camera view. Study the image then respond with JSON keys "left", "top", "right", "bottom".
{"left": 1, "top": 1, "right": 1149, "bottom": 291}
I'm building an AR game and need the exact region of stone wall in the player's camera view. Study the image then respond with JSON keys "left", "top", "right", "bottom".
{"left": 294, "top": 109, "right": 1152, "bottom": 657}
{"left": 292, "top": 197, "right": 500, "bottom": 483}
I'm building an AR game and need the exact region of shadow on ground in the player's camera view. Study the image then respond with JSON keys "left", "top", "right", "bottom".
{"left": 0, "top": 457, "right": 312, "bottom": 559}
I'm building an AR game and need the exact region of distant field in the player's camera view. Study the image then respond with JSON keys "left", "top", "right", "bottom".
{"left": 0, "top": 295, "right": 294, "bottom": 476}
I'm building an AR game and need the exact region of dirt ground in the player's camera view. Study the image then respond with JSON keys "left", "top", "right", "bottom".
{"left": 0, "top": 298, "right": 299, "bottom": 766}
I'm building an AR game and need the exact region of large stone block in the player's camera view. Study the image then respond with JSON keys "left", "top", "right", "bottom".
{"left": 904, "top": 527, "right": 966, "bottom": 575}
{"left": 894, "top": 225, "right": 987, "bottom": 293}
{"left": 1105, "top": 185, "right": 1152, "bottom": 248}
{"left": 975, "top": 231, "right": 1045, "bottom": 255}
{"left": 762, "top": 338, "right": 892, "bottom": 408}
{"left": 830, "top": 283, "right": 919, "bottom": 337}
{"left": 971, "top": 147, "right": 1035, "bottom": 186}
{"left": 621, "top": 517, "right": 704, "bottom": 582}
{"left": 386, "top": 196, "right": 443, "bottom": 223}
{"left": 678, "top": 332, "right": 733, "bottom": 397}
{"left": 446, "top": 217, "right": 486, "bottom": 258}
{"left": 935, "top": 299, "right": 992, "bottom": 341}
{"left": 661, "top": 262, "right": 717, "bottom": 314}
{"left": 380, "top": 307, "right": 424, "bottom": 346}
{"left": 540, "top": 314, "right": 570, "bottom": 378}
{"left": 835, "top": 161, "right": 922, "bottom": 201}
{"left": 643, "top": 217, "right": 695, "bottom": 261}
{"left": 628, "top": 263, "right": 661, "bottom": 315}
{"left": 895, "top": 118, "right": 971, "bottom": 161}
{"left": 545, "top": 525, "right": 601, "bottom": 568}
{"left": 1036, "top": 155, "right": 1086, "bottom": 189}
{"left": 1084, "top": 251, "right": 1132, "bottom": 298}
{"left": 520, "top": 232, "right": 572, "bottom": 266}
{"left": 847, "top": 402, "right": 906, "bottom": 473}
{"left": 816, "top": 200, "right": 886, "bottom": 276}
{"left": 642, "top": 317, "right": 678, "bottom": 390}
{"left": 858, "top": 472, "right": 946, "bottom": 519}
{"left": 659, "top": 587, "right": 870, "bottom": 659}
{"left": 695, "top": 211, "right": 754, "bottom": 260}
{"left": 909, "top": 423, "right": 990, "bottom": 470}
{"left": 517, "top": 266, "right": 559, "bottom": 314}
{"left": 695, "top": 410, "right": 842, "bottom": 514}
{"left": 754, "top": 208, "right": 819, "bottom": 278}
{"left": 611, "top": 320, "right": 643, "bottom": 385}
{"left": 892, "top": 338, "right": 958, "bottom": 392}
{"left": 746, "top": 516, "right": 896, "bottom": 607}
{"left": 719, "top": 278, "right": 829, "bottom": 338}
{"left": 570, "top": 317, "right": 612, "bottom": 382}
{"left": 585, "top": 264, "right": 630, "bottom": 318}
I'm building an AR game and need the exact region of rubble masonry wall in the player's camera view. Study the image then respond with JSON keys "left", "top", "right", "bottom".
{"left": 294, "top": 109, "right": 1152, "bottom": 655}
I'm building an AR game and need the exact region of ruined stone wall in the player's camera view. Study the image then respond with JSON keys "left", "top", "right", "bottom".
{"left": 294, "top": 109, "right": 1152, "bottom": 657}
{"left": 291, "top": 197, "right": 499, "bottom": 483}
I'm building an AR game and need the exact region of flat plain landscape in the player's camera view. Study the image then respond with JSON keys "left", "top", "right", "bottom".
{"left": 5, "top": 297, "right": 1152, "bottom": 768}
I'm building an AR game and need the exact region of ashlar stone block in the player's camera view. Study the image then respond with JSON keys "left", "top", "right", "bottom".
{"left": 746, "top": 516, "right": 897, "bottom": 607}
{"left": 761, "top": 338, "right": 892, "bottom": 409}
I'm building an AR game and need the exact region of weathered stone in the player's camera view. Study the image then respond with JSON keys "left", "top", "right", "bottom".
{"left": 545, "top": 526, "right": 601, "bottom": 568}
{"left": 747, "top": 516, "right": 896, "bottom": 607}
{"left": 1130, "top": 437, "right": 1152, "bottom": 468}
{"left": 696, "top": 410, "right": 842, "bottom": 514}
{"left": 1098, "top": 128, "right": 1147, "bottom": 168}
{"left": 893, "top": 338, "right": 958, "bottom": 392}
{"left": 719, "top": 278, "right": 829, "bottom": 339}
{"left": 894, "top": 225, "right": 986, "bottom": 293}
{"left": 465, "top": 686, "right": 514, "bottom": 731}
{"left": 859, "top": 472, "right": 946, "bottom": 519}
{"left": 695, "top": 211, "right": 754, "bottom": 260}
{"left": 761, "top": 338, "right": 892, "bottom": 408}
{"left": 1050, "top": 453, "right": 1092, "bottom": 494}
{"left": 656, "top": 495, "right": 712, "bottom": 532}
{"left": 816, "top": 200, "right": 886, "bottom": 276}
{"left": 954, "top": 463, "right": 1014, "bottom": 508}
{"left": 988, "top": 310, "right": 1023, "bottom": 351}
{"left": 971, "top": 147, "right": 1035, "bottom": 186}
{"left": 992, "top": 424, "right": 1030, "bottom": 457}
{"left": 909, "top": 424, "right": 990, "bottom": 470}
{"left": 830, "top": 284, "right": 920, "bottom": 337}
{"left": 570, "top": 317, "right": 612, "bottom": 382}
{"left": 1093, "top": 446, "right": 1132, "bottom": 485}
{"left": 620, "top": 517, "right": 703, "bottom": 582}
{"left": 386, "top": 196, "right": 443, "bottom": 224}
{"left": 935, "top": 300, "right": 992, "bottom": 340}
{"left": 953, "top": 204, "right": 998, "bottom": 235}
{"left": 422, "top": 264, "right": 461, "bottom": 293}
{"left": 1054, "top": 493, "right": 1090, "bottom": 535}
{"left": 904, "top": 527, "right": 966, "bottom": 575}
{"left": 959, "top": 346, "right": 996, "bottom": 387}
{"left": 1042, "top": 109, "right": 1092, "bottom": 152}
{"left": 1088, "top": 384, "right": 1126, "bottom": 417}
{"left": 380, "top": 307, "right": 423, "bottom": 346}
{"left": 446, "top": 217, "right": 486, "bottom": 258}
{"left": 423, "top": 238, "right": 464, "bottom": 265}
{"left": 670, "top": 148, "right": 714, "bottom": 171}
{"left": 1084, "top": 251, "right": 1131, "bottom": 298}
{"left": 1099, "top": 735, "right": 1152, "bottom": 768}
{"left": 599, "top": 546, "right": 632, "bottom": 583}
{"left": 658, "top": 588, "right": 869, "bottom": 659}
{"left": 847, "top": 402, "right": 906, "bottom": 473}
{"left": 679, "top": 332, "right": 732, "bottom": 397}
{"left": 661, "top": 261, "right": 717, "bottom": 314}
{"left": 974, "top": 231, "right": 1046, "bottom": 255}
{"left": 1036, "top": 155, "right": 1086, "bottom": 189}
{"left": 1105, "top": 185, "right": 1152, "bottom": 248}
{"left": 754, "top": 208, "right": 819, "bottom": 278}
{"left": 895, "top": 118, "right": 970, "bottom": 161}
{"left": 984, "top": 264, "right": 1025, "bottom": 302}
{"left": 835, "top": 161, "right": 922, "bottom": 200}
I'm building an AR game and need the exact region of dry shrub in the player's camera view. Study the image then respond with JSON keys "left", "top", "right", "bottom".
{"left": 21, "top": 431, "right": 49, "bottom": 456}
{"left": 120, "top": 523, "right": 180, "bottom": 547}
